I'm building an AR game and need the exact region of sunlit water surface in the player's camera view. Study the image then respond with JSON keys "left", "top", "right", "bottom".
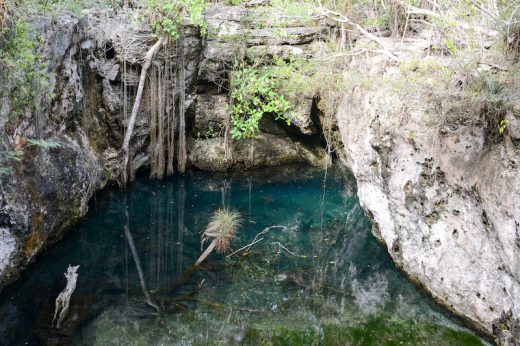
{"left": 0, "top": 166, "right": 483, "bottom": 345}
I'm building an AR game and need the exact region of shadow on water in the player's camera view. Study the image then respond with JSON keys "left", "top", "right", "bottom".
{"left": 0, "top": 165, "right": 485, "bottom": 345}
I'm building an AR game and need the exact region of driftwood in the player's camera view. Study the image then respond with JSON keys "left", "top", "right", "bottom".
{"left": 52, "top": 265, "right": 80, "bottom": 329}
{"left": 226, "top": 225, "right": 288, "bottom": 258}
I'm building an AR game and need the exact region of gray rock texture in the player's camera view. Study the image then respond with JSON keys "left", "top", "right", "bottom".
{"left": 334, "top": 38, "right": 520, "bottom": 344}
{"left": 0, "top": 134, "right": 103, "bottom": 289}
{"left": 0, "top": 15, "right": 106, "bottom": 291}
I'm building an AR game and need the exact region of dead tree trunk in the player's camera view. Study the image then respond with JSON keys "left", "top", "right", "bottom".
{"left": 121, "top": 35, "right": 167, "bottom": 185}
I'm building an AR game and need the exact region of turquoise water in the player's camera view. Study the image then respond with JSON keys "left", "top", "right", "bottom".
{"left": 0, "top": 165, "right": 483, "bottom": 345}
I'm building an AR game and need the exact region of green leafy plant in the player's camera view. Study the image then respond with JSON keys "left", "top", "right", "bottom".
{"left": 229, "top": 63, "right": 295, "bottom": 139}
{"left": 499, "top": 119, "right": 507, "bottom": 135}
{"left": 27, "top": 138, "right": 61, "bottom": 148}
{"left": 147, "top": 0, "right": 207, "bottom": 39}
{"left": 0, "top": 138, "right": 60, "bottom": 175}
{"left": 0, "top": 149, "right": 22, "bottom": 175}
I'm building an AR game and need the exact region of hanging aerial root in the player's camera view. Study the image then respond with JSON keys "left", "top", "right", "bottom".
{"left": 120, "top": 35, "right": 167, "bottom": 185}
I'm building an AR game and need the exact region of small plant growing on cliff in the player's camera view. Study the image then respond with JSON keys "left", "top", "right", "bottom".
{"left": 499, "top": 120, "right": 507, "bottom": 135}
{"left": 195, "top": 209, "right": 241, "bottom": 265}
{"left": 0, "top": 21, "right": 52, "bottom": 119}
{"left": 0, "top": 149, "right": 22, "bottom": 174}
{"left": 146, "top": 0, "right": 207, "bottom": 38}
{"left": 229, "top": 63, "right": 295, "bottom": 139}
{"left": 27, "top": 138, "right": 60, "bottom": 148}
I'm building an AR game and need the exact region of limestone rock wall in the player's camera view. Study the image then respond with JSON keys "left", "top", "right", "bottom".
{"left": 335, "top": 40, "right": 520, "bottom": 344}
{"left": 0, "top": 15, "right": 105, "bottom": 291}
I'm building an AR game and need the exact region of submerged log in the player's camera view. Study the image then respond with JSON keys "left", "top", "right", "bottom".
{"left": 52, "top": 265, "right": 80, "bottom": 329}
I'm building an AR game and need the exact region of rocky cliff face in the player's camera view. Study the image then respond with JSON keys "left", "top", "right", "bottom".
{"left": 0, "top": 15, "right": 105, "bottom": 290}
{"left": 334, "top": 36, "right": 520, "bottom": 344}
{"left": 0, "top": 5, "right": 328, "bottom": 293}
{"left": 2, "top": 4, "right": 519, "bottom": 344}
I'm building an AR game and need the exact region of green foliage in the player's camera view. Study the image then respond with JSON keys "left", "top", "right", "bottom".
{"left": 4, "top": 0, "right": 113, "bottom": 19}
{"left": 268, "top": 56, "right": 338, "bottom": 95}
{"left": 228, "top": 54, "right": 343, "bottom": 141}
{"left": 0, "top": 21, "right": 52, "bottom": 119}
{"left": 226, "top": 0, "right": 244, "bottom": 5}
{"left": 499, "top": 119, "right": 507, "bottom": 135}
{"left": 240, "top": 317, "right": 484, "bottom": 345}
{"left": 0, "top": 139, "right": 60, "bottom": 175}
{"left": 27, "top": 138, "right": 61, "bottom": 148}
{"left": 229, "top": 63, "right": 295, "bottom": 139}
{"left": 0, "top": 149, "right": 22, "bottom": 175}
{"left": 196, "top": 123, "right": 222, "bottom": 140}
{"left": 146, "top": 0, "right": 207, "bottom": 39}
{"left": 0, "top": 0, "right": 114, "bottom": 122}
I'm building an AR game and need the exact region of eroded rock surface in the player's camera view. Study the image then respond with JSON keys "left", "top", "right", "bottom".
{"left": 335, "top": 38, "right": 520, "bottom": 343}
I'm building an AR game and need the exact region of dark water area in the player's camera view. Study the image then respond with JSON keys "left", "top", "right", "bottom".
{"left": 0, "top": 165, "right": 483, "bottom": 345}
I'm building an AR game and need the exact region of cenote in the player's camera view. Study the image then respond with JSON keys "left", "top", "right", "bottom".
{"left": 0, "top": 165, "right": 484, "bottom": 345}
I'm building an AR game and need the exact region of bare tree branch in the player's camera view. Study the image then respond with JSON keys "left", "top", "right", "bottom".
{"left": 121, "top": 35, "right": 167, "bottom": 185}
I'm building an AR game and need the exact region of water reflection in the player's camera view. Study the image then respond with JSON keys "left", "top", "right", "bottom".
{"left": 0, "top": 165, "right": 482, "bottom": 345}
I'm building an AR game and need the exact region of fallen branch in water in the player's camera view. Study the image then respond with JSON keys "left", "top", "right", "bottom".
{"left": 227, "top": 225, "right": 288, "bottom": 258}
{"left": 270, "top": 242, "right": 296, "bottom": 257}
{"left": 226, "top": 237, "right": 264, "bottom": 258}
{"left": 52, "top": 265, "right": 79, "bottom": 329}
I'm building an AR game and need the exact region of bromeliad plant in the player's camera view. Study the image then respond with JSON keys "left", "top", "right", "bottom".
{"left": 195, "top": 208, "right": 241, "bottom": 265}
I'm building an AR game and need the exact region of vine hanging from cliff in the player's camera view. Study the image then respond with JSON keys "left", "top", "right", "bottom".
{"left": 120, "top": 0, "right": 207, "bottom": 185}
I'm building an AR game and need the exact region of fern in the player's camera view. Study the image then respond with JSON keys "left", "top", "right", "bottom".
{"left": 27, "top": 139, "right": 60, "bottom": 148}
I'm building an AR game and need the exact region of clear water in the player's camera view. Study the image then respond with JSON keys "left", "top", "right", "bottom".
{"left": 0, "top": 165, "right": 483, "bottom": 345}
